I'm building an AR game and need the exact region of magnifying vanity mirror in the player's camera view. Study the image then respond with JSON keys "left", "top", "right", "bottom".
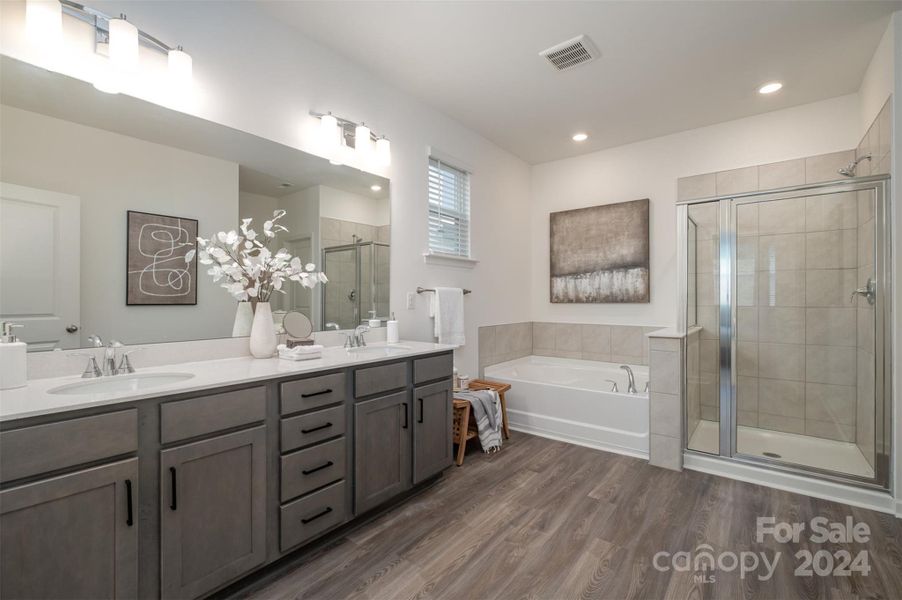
{"left": 0, "top": 56, "right": 390, "bottom": 352}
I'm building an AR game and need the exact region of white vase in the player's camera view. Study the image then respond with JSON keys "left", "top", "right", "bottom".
{"left": 249, "top": 302, "right": 277, "bottom": 358}
{"left": 232, "top": 302, "right": 253, "bottom": 337}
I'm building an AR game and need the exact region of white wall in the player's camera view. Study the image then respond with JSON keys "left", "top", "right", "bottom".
{"left": 319, "top": 186, "right": 390, "bottom": 227}
{"left": 1, "top": 105, "right": 238, "bottom": 345}
{"left": 238, "top": 191, "right": 279, "bottom": 234}
{"left": 530, "top": 94, "right": 862, "bottom": 328}
{"left": 859, "top": 18, "right": 896, "bottom": 133}
{"left": 0, "top": 0, "right": 532, "bottom": 377}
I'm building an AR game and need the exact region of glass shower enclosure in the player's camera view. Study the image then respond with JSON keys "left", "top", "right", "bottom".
{"left": 321, "top": 240, "right": 390, "bottom": 330}
{"left": 679, "top": 176, "right": 891, "bottom": 489}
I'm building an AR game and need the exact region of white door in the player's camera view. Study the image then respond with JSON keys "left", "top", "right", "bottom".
{"left": 0, "top": 182, "right": 81, "bottom": 350}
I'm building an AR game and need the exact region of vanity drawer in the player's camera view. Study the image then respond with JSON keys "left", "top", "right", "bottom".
{"left": 280, "top": 438, "right": 346, "bottom": 502}
{"left": 280, "top": 480, "right": 347, "bottom": 552}
{"left": 354, "top": 361, "right": 408, "bottom": 398}
{"left": 281, "top": 405, "right": 346, "bottom": 452}
{"left": 0, "top": 409, "right": 137, "bottom": 483}
{"left": 160, "top": 386, "right": 265, "bottom": 444}
{"left": 414, "top": 353, "right": 453, "bottom": 385}
{"left": 280, "top": 372, "right": 347, "bottom": 415}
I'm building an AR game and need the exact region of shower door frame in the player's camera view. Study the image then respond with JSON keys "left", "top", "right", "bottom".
{"left": 678, "top": 175, "right": 892, "bottom": 491}
{"left": 320, "top": 240, "right": 391, "bottom": 329}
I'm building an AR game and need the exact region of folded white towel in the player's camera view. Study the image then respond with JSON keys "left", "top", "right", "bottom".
{"left": 277, "top": 344, "right": 324, "bottom": 361}
{"left": 430, "top": 287, "right": 465, "bottom": 346}
{"left": 277, "top": 344, "right": 324, "bottom": 354}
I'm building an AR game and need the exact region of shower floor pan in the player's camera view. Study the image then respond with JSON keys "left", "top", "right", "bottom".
{"left": 688, "top": 419, "right": 874, "bottom": 479}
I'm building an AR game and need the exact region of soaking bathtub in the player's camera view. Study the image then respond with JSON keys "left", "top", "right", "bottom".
{"left": 484, "top": 355, "right": 649, "bottom": 457}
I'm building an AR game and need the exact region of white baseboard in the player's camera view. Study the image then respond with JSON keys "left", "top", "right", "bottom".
{"left": 684, "top": 453, "right": 897, "bottom": 516}
{"left": 508, "top": 423, "right": 648, "bottom": 461}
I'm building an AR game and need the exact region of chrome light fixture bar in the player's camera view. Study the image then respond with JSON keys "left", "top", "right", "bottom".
{"left": 59, "top": 0, "right": 178, "bottom": 56}
{"left": 310, "top": 110, "right": 391, "bottom": 167}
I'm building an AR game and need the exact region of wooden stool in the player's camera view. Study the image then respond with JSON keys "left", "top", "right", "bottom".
{"left": 468, "top": 379, "right": 512, "bottom": 440}
{"left": 452, "top": 398, "right": 478, "bottom": 466}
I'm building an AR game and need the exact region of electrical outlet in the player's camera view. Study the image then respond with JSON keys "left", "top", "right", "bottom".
{"left": 406, "top": 292, "right": 416, "bottom": 309}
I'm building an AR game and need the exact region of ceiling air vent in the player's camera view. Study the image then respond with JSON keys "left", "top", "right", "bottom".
{"left": 539, "top": 34, "right": 600, "bottom": 71}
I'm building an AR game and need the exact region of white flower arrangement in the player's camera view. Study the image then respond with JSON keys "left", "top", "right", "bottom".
{"left": 192, "top": 210, "right": 327, "bottom": 302}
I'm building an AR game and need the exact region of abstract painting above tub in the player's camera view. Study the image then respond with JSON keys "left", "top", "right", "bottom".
{"left": 549, "top": 198, "right": 650, "bottom": 303}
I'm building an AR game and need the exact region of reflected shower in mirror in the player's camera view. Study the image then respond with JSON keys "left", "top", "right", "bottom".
{"left": 0, "top": 56, "right": 390, "bottom": 351}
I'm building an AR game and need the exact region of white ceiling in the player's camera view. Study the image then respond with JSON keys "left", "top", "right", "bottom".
{"left": 264, "top": 0, "right": 900, "bottom": 164}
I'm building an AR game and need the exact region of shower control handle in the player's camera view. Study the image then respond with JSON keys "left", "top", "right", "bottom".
{"left": 850, "top": 278, "right": 876, "bottom": 306}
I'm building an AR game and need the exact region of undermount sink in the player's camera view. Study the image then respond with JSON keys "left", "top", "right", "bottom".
{"left": 49, "top": 372, "right": 195, "bottom": 395}
{"left": 346, "top": 344, "right": 412, "bottom": 357}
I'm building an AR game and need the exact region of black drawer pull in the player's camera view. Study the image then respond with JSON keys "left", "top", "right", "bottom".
{"left": 301, "top": 422, "right": 333, "bottom": 434}
{"left": 169, "top": 467, "right": 177, "bottom": 511}
{"left": 301, "top": 388, "right": 333, "bottom": 398}
{"left": 418, "top": 398, "right": 424, "bottom": 424}
{"left": 402, "top": 403, "right": 408, "bottom": 429}
{"left": 302, "top": 461, "right": 334, "bottom": 475}
{"left": 125, "top": 479, "right": 134, "bottom": 527}
{"left": 301, "top": 506, "right": 333, "bottom": 524}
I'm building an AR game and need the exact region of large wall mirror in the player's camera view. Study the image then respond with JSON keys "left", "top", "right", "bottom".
{"left": 0, "top": 56, "right": 390, "bottom": 351}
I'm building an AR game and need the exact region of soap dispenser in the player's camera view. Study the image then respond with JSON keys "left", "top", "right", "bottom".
{"left": 0, "top": 322, "right": 26, "bottom": 390}
{"left": 386, "top": 312, "right": 399, "bottom": 344}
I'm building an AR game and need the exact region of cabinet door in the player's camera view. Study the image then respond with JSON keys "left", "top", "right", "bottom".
{"left": 413, "top": 380, "right": 453, "bottom": 484}
{"left": 0, "top": 458, "right": 138, "bottom": 599}
{"left": 160, "top": 426, "right": 266, "bottom": 599}
{"left": 354, "top": 391, "right": 411, "bottom": 513}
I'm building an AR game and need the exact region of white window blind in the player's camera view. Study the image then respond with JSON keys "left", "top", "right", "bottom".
{"left": 428, "top": 157, "right": 471, "bottom": 257}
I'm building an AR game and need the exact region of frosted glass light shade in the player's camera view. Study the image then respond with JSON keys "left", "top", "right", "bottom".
{"left": 319, "top": 114, "right": 340, "bottom": 155}
{"left": 355, "top": 124, "right": 372, "bottom": 157}
{"left": 92, "top": 60, "right": 121, "bottom": 94}
{"left": 109, "top": 17, "right": 139, "bottom": 71}
{"left": 168, "top": 48, "right": 192, "bottom": 85}
{"left": 25, "top": 0, "right": 62, "bottom": 46}
{"left": 375, "top": 137, "right": 391, "bottom": 167}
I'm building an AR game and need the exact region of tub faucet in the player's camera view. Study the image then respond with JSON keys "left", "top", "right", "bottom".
{"left": 620, "top": 365, "right": 638, "bottom": 394}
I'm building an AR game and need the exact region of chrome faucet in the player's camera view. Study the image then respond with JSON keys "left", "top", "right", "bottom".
{"left": 344, "top": 325, "right": 370, "bottom": 349}
{"left": 102, "top": 341, "right": 123, "bottom": 376}
{"left": 620, "top": 365, "right": 638, "bottom": 394}
{"left": 325, "top": 322, "right": 340, "bottom": 331}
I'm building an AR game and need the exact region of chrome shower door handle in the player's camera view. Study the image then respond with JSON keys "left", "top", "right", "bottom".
{"left": 850, "top": 278, "right": 876, "bottom": 306}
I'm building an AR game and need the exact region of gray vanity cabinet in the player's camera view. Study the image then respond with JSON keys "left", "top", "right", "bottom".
{"left": 413, "top": 380, "right": 454, "bottom": 484}
{"left": 160, "top": 426, "right": 267, "bottom": 599}
{"left": 354, "top": 391, "right": 412, "bottom": 513}
{"left": 0, "top": 458, "right": 139, "bottom": 600}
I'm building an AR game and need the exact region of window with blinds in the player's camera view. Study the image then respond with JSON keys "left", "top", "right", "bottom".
{"left": 427, "top": 157, "right": 471, "bottom": 257}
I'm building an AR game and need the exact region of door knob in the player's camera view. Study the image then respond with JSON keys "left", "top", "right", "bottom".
{"left": 65, "top": 324, "right": 79, "bottom": 333}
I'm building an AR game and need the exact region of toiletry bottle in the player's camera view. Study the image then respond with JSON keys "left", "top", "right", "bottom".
{"left": 387, "top": 312, "right": 399, "bottom": 344}
{"left": 0, "top": 322, "right": 26, "bottom": 390}
{"left": 368, "top": 310, "right": 381, "bottom": 328}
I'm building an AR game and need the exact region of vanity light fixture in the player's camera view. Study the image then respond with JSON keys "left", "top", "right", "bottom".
{"left": 758, "top": 81, "right": 783, "bottom": 94}
{"left": 25, "top": 0, "right": 62, "bottom": 46}
{"left": 370, "top": 184, "right": 382, "bottom": 192}
{"left": 310, "top": 111, "right": 391, "bottom": 168}
{"left": 572, "top": 132, "right": 588, "bottom": 142}
{"left": 29, "top": 1, "right": 194, "bottom": 94}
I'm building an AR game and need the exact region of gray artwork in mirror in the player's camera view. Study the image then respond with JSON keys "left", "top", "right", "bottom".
{"left": 0, "top": 56, "right": 390, "bottom": 351}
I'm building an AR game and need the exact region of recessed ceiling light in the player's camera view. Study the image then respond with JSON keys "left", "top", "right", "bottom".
{"left": 758, "top": 82, "right": 783, "bottom": 95}
{"left": 370, "top": 184, "right": 382, "bottom": 192}
{"left": 278, "top": 182, "right": 293, "bottom": 188}
{"left": 572, "top": 132, "right": 588, "bottom": 142}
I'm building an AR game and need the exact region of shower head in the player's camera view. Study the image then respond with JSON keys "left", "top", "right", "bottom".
{"left": 838, "top": 154, "right": 872, "bottom": 177}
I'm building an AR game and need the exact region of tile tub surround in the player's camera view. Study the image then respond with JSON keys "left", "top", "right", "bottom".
{"left": 477, "top": 322, "right": 662, "bottom": 375}
{"left": 648, "top": 330, "right": 685, "bottom": 471}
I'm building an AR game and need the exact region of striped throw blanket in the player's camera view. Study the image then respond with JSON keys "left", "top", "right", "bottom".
{"left": 456, "top": 389, "right": 503, "bottom": 453}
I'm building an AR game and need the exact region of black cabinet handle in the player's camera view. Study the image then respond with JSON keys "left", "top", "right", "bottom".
{"left": 302, "top": 461, "right": 334, "bottom": 475}
{"left": 418, "top": 398, "right": 424, "bottom": 424}
{"left": 301, "top": 506, "right": 333, "bottom": 524}
{"left": 402, "top": 403, "right": 408, "bottom": 429}
{"left": 125, "top": 479, "right": 134, "bottom": 527}
{"left": 301, "top": 388, "right": 332, "bottom": 398}
{"left": 169, "top": 467, "right": 177, "bottom": 511}
{"left": 301, "top": 422, "right": 332, "bottom": 434}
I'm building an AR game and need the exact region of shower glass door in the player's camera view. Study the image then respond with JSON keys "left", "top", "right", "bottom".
{"left": 682, "top": 177, "right": 890, "bottom": 489}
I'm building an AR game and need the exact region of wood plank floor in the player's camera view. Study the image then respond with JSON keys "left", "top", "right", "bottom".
{"left": 226, "top": 432, "right": 902, "bottom": 600}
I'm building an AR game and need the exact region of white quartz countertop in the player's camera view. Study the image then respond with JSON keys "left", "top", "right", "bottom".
{"left": 0, "top": 341, "right": 456, "bottom": 423}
